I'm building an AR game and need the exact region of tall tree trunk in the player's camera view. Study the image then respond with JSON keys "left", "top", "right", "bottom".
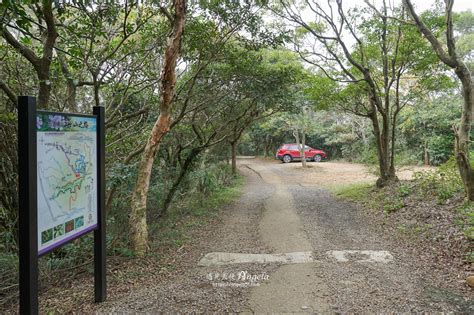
{"left": 454, "top": 67, "right": 474, "bottom": 199}
{"left": 1, "top": 0, "right": 58, "bottom": 109}
{"left": 263, "top": 135, "right": 269, "bottom": 157}
{"left": 424, "top": 143, "right": 430, "bottom": 166}
{"left": 370, "top": 111, "right": 392, "bottom": 187}
{"left": 58, "top": 52, "right": 78, "bottom": 111}
{"left": 293, "top": 128, "right": 306, "bottom": 168}
{"left": 231, "top": 141, "right": 237, "bottom": 175}
{"left": 389, "top": 112, "right": 399, "bottom": 177}
{"left": 301, "top": 131, "right": 307, "bottom": 168}
{"left": 129, "top": 0, "right": 186, "bottom": 256}
{"left": 381, "top": 115, "right": 393, "bottom": 178}
{"left": 267, "top": 138, "right": 273, "bottom": 157}
{"left": 37, "top": 70, "right": 53, "bottom": 108}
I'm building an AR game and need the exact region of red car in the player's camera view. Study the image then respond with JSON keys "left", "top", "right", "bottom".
{"left": 276, "top": 144, "right": 327, "bottom": 163}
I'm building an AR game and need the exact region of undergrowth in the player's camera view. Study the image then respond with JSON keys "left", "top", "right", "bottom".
{"left": 149, "top": 173, "right": 244, "bottom": 250}
{"left": 412, "top": 157, "right": 463, "bottom": 204}
{"left": 0, "top": 162, "right": 244, "bottom": 311}
{"left": 333, "top": 157, "right": 474, "bottom": 264}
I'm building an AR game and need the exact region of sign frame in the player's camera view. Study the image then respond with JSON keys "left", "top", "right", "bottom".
{"left": 18, "top": 96, "right": 106, "bottom": 314}
{"left": 36, "top": 109, "right": 99, "bottom": 256}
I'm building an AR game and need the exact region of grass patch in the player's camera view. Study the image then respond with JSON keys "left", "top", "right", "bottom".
{"left": 332, "top": 182, "right": 373, "bottom": 202}
{"left": 332, "top": 182, "right": 406, "bottom": 214}
{"left": 193, "top": 174, "right": 245, "bottom": 212}
{"left": 149, "top": 174, "right": 244, "bottom": 251}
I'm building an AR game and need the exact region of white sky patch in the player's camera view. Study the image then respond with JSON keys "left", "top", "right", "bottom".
{"left": 263, "top": 0, "right": 472, "bottom": 74}
{"left": 298, "top": 0, "right": 473, "bottom": 18}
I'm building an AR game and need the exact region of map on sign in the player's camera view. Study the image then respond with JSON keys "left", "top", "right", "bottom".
{"left": 36, "top": 112, "right": 98, "bottom": 255}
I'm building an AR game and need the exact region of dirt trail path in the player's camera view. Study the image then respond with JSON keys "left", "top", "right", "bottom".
{"left": 95, "top": 158, "right": 471, "bottom": 313}
{"left": 240, "top": 158, "right": 471, "bottom": 313}
{"left": 244, "top": 162, "right": 330, "bottom": 313}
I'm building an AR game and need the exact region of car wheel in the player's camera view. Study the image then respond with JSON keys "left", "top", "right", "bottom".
{"left": 283, "top": 154, "right": 292, "bottom": 163}
{"left": 313, "top": 154, "right": 322, "bottom": 162}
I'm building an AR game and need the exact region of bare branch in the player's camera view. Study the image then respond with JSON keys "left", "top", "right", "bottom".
{"left": 403, "top": 0, "right": 457, "bottom": 67}
{"left": 0, "top": 80, "right": 17, "bottom": 105}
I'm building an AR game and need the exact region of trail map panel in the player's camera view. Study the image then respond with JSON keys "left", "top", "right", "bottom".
{"left": 36, "top": 112, "right": 98, "bottom": 255}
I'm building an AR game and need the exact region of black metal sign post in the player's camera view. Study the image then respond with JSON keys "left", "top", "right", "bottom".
{"left": 93, "top": 106, "right": 107, "bottom": 302}
{"left": 18, "top": 96, "right": 39, "bottom": 315}
{"left": 18, "top": 97, "right": 106, "bottom": 314}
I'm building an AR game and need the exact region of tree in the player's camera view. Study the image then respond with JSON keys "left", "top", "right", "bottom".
{"left": 1, "top": 0, "right": 58, "bottom": 108}
{"left": 399, "top": 94, "right": 461, "bottom": 166}
{"left": 129, "top": 0, "right": 186, "bottom": 256}
{"left": 404, "top": 0, "right": 474, "bottom": 199}
{"left": 127, "top": 0, "right": 286, "bottom": 254}
{"left": 274, "top": 0, "right": 439, "bottom": 186}
{"left": 224, "top": 48, "right": 304, "bottom": 173}
{"left": 277, "top": 104, "right": 316, "bottom": 168}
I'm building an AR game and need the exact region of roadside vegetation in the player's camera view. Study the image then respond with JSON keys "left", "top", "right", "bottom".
{"left": 1, "top": 161, "right": 242, "bottom": 310}
{"left": 334, "top": 158, "right": 473, "bottom": 278}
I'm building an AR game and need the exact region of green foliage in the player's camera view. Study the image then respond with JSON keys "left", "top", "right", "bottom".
{"left": 357, "top": 146, "right": 379, "bottom": 165}
{"left": 383, "top": 198, "right": 405, "bottom": 214}
{"left": 400, "top": 95, "right": 461, "bottom": 166}
{"left": 457, "top": 202, "right": 474, "bottom": 241}
{"left": 394, "top": 151, "right": 421, "bottom": 167}
{"left": 398, "top": 184, "right": 412, "bottom": 198}
{"left": 413, "top": 157, "right": 463, "bottom": 202}
{"left": 148, "top": 165, "right": 243, "bottom": 249}
{"left": 334, "top": 181, "right": 407, "bottom": 214}
{"left": 0, "top": 114, "right": 18, "bottom": 254}
{"left": 190, "top": 163, "right": 234, "bottom": 196}
{"left": 453, "top": 10, "right": 474, "bottom": 71}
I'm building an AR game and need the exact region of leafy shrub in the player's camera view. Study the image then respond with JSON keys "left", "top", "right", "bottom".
{"left": 413, "top": 157, "right": 463, "bottom": 202}
{"left": 427, "top": 135, "right": 454, "bottom": 165}
{"left": 356, "top": 146, "right": 379, "bottom": 166}
{"left": 383, "top": 198, "right": 405, "bottom": 213}
{"left": 398, "top": 184, "right": 412, "bottom": 197}
{"left": 457, "top": 202, "right": 474, "bottom": 241}
{"left": 395, "top": 150, "right": 420, "bottom": 166}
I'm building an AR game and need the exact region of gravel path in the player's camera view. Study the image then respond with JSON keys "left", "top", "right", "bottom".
{"left": 95, "top": 164, "right": 276, "bottom": 313}
{"left": 243, "top": 158, "right": 472, "bottom": 313}
{"left": 96, "top": 158, "right": 472, "bottom": 313}
{"left": 291, "top": 186, "right": 472, "bottom": 313}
